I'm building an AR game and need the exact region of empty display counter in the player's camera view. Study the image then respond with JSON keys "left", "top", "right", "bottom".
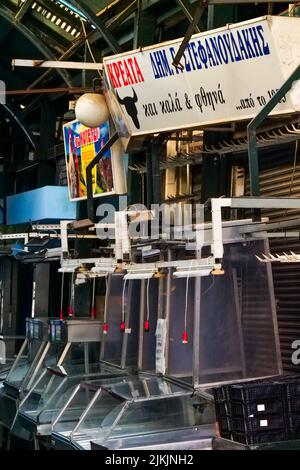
{"left": 0, "top": 317, "right": 103, "bottom": 438}
{"left": 17, "top": 362, "right": 128, "bottom": 449}
{"left": 51, "top": 375, "right": 216, "bottom": 450}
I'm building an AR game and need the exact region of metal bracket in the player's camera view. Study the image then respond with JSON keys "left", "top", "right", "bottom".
{"left": 86, "top": 132, "right": 119, "bottom": 223}
{"left": 172, "top": 1, "right": 207, "bottom": 69}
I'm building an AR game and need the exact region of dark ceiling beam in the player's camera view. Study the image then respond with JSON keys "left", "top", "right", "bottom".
{"left": 172, "top": 2, "right": 206, "bottom": 68}
{"left": 175, "top": 0, "right": 201, "bottom": 32}
{"left": 0, "top": 0, "right": 32, "bottom": 44}
{"left": 2, "top": 100, "right": 39, "bottom": 149}
{"left": 205, "top": 0, "right": 290, "bottom": 2}
{"left": 0, "top": 16, "right": 13, "bottom": 44}
{"left": 67, "top": 0, "right": 122, "bottom": 54}
{"left": 0, "top": 63, "right": 27, "bottom": 89}
{"left": 0, "top": 3, "right": 73, "bottom": 87}
{"left": 15, "top": 0, "right": 34, "bottom": 21}
{"left": 20, "top": 0, "right": 136, "bottom": 93}
{"left": 29, "top": 13, "right": 72, "bottom": 53}
{"left": 92, "top": 0, "right": 137, "bottom": 42}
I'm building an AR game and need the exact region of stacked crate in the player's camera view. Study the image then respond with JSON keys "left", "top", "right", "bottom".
{"left": 285, "top": 378, "right": 300, "bottom": 439}
{"left": 214, "top": 380, "right": 291, "bottom": 445}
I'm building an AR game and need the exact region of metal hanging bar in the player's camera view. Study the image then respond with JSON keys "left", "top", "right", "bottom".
{"left": 86, "top": 132, "right": 119, "bottom": 223}
{"left": 247, "top": 64, "right": 300, "bottom": 198}
{"left": 172, "top": 1, "right": 207, "bottom": 69}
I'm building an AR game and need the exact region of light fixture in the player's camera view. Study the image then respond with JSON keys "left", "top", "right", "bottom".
{"left": 58, "top": 265, "right": 77, "bottom": 273}
{"left": 75, "top": 93, "right": 109, "bottom": 128}
{"left": 91, "top": 265, "right": 116, "bottom": 275}
{"left": 124, "top": 268, "right": 159, "bottom": 280}
{"left": 173, "top": 267, "right": 212, "bottom": 278}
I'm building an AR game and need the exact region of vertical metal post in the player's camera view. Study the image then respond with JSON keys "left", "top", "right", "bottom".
{"left": 151, "top": 141, "right": 161, "bottom": 206}
{"left": 100, "top": 275, "right": 111, "bottom": 361}
{"left": 231, "top": 267, "right": 246, "bottom": 378}
{"left": 164, "top": 250, "right": 172, "bottom": 375}
{"left": 133, "top": 0, "right": 142, "bottom": 49}
{"left": 120, "top": 280, "right": 131, "bottom": 369}
{"left": 146, "top": 145, "right": 153, "bottom": 208}
{"left": 84, "top": 343, "right": 89, "bottom": 375}
{"left": 138, "top": 279, "right": 146, "bottom": 370}
{"left": 207, "top": 5, "right": 215, "bottom": 29}
{"left": 193, "top": 276, "right": 201, "bottom": 388}
{"left": 264, "top": 238, "right": 283, "bottom": 375}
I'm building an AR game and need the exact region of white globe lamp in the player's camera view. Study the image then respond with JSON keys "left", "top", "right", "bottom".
{"left": 75, "top": 93, "right": 110, "bottom": 128}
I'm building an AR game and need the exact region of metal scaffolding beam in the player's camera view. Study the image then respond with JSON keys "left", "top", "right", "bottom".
{"left": 172, "top": 2, "right": 206, "bottom": 68}
{"left": 14, "top": 0, "right": 34, "bottom": 21}
{"left": 2, "top": 100, "right": 39, "bottom": 150}
{"left": 175, "top": 0, "right": 201, "bottom": 33}
{"left": 205, "top": 0, "right": 291, "bottom": 2}
{"left": 0, "top": 4, "right": 73, "bottom": 87}
{"left": 67, "top": 0, "right": 122, "bottom": 54}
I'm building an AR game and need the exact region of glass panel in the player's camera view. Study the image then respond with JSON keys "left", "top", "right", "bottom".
{"left": 139, "top": 278, "right": 159, "bottom": 371}
{"left": 196, "top": 240, "right": 281, "bottom": 385}
{"left": 106, "top": 377, "right": 186, "bottom": 399}
{"left": 167, "top": 278, "right": 195, "bottom": 378}
{"left": 52, "top": 377, "right": 127, "bottom": 437}
{"left": 20, "top": 363, "right": 126, "bottom": 426}
{"left": 124, "top": 280, "right": 140, "bottom": 368}
{"left": 0, "top": 337, "right": 26, "bottom": 378}
{"left": 108, "top": 395, "right": 215, "bottom": 439}
{"left": 38, "top": 377, "right": 81, "bottom": 427}
{"left": 7, "top": 339, "right": 101, "bottom": 393}
{"left": 5, "top": 339, "right": 46, "bottom": 389}
{"left": 101, "top": 275, "right": 124, "bottom": 365}
{"left": 71, "top": 388, "right": 125, "bottom": 444}
{"left": 21, "top": 341, "right": 69, "bottom": 392}
{"left": 58, "top": 342, "right": 101, "bottom": 369}
{"left": 71, "top": 378, "right": 200, "bottom": 447}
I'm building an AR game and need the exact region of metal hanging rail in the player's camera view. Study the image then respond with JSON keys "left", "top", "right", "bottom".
{"left": 247, "top": 64, "right": 300, "bottom": 197}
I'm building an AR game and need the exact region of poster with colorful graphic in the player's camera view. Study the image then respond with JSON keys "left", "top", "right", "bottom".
{"left": 63, "top": 120, "right": 114, "bottom": 201}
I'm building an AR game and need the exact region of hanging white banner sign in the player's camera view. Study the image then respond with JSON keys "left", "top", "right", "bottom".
{"left": 103, "top": 16, "right": 300, "bottom": 149}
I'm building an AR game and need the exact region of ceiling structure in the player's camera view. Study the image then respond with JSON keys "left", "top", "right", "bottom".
{"left": 0, "top": 0, "right": 293, "bottom": 193}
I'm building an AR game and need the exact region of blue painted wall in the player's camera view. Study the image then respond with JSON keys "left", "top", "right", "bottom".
{"left": 6, "top": 186, "right": 77, "bottom": 225}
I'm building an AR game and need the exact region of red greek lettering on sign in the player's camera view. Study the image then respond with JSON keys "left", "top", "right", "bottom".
{"left": 106, "top": 57, "right": 144, "bottom": 89}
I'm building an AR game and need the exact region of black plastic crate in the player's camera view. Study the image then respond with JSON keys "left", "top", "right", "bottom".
{"left": 217, "top": 415, "right": 232, "bottom": 433}
{"left": 231, "top": 414, "right": 287, "bottom": 434}
{"left": 287, "top": 395, "right": 300, "bottom": 414}
{"left": 285, "top": 380, "right": 300, "bottom": 397}
{"left": 215, "top": 400, "right": 231, "bottom": 417}
{"left": 218, "top": 432, "right": 233, "bottom": 442}
{"left": 292, "top": 428, "right": 300, "bottom": 439}
{"left": 231, "top": 398, "right": 285, "bottom": 417}
{"left": 230, "top": 430, "right": 290, "bottom": 446}
{"left": 228, "top": 382, "right": 286, "bottom": 402}
{"left": 289, "top": 412, "right": 300, "bottom": 430}
{"left": 213, "top": 387, "right": 229, "bottom": 402}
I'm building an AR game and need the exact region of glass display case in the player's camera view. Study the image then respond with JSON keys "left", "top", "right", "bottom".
{"left": 100, "top": 275, "right": 140, "bottom": 369}
{"left": 0, "top": 317, "right": 103, "bottom": 431}
{"left": 17, "top": 362, "right": 128, "bottom": 440}
{"left": 3, "top": 319, "right": 50, "bottom": 397}
{"left": 51, "top": 376, "right": 216, "bottom": 450}
{"left": 165, "top": 236, "right": 282, "bottom": 387}
{"left": 0, "top": 335, "right": 26, "bottom": 381}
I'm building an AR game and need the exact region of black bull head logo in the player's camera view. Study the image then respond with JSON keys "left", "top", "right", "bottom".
{"left": 116, "top": 87, "right": 140, "bottom": 130}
